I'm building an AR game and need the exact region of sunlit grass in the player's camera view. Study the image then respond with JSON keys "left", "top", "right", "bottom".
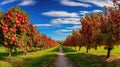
{"left": 0, "top": 61, "right": 13, "bottom": 67}
{"left": 63, "top": 46, "right": 120, "bottom": 67}
{"left": 67, "top": 46, "right": 120, "bottom": 55}
{"left": 0, "top": 46, "right": 59, "bottom": 67}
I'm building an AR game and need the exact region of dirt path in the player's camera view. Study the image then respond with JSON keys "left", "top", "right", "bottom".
{"left": 54, "top": 46, "right": 73, "bottom": 67}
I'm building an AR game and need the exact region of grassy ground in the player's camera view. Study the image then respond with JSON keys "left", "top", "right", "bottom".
{"left": 0, "top": 46, "right": 59, "bottom": 67}
{"left": 62, "top": 46, "right": 120, "bottom": 67}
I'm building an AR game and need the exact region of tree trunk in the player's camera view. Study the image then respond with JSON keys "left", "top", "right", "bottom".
{"left": 24, "top": 52, "right": 27, "bottom": 55}
{"left": 75, "top": 46, "right": 76, "bottom": 50}
{"left": 106, "top": 48, "right": 112, "bottom": 58}
{"left": 8, "top": 48, "right": 12, "bottom": 57}
{"left": 86, "top": 47, "right": 89, "bottom": 53}
{"left": 79, "top": 46, "right": 81, "bottom": 51}
{"left": 14, "top": 47, "right": 17, "bottom": 53}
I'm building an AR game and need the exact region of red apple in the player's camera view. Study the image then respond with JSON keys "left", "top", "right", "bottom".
{"left": 4, "top": 41, "right": 8, "bottom": 46}
{"left": 17, "top": 44, "right": 21, "bottom": 47}
{"left": 11, "top": 37, "right": 15, "bottom": 41}
{"left": 4, "top": 35, "right": 8, "bottom": 39}
{"left": 9, "top": 41, "right": 13, "bottom": 45}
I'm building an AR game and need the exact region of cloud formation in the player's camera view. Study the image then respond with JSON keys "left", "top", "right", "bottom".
{"left": 57, "top": 29, "right": 72, "bottom": 33}
{"left": 34, "top": 24, "right": 52, "bottom": 27}
{"left": 42, "top": 11, "right": 79, "bottom": 17}
{"left": 79, "top": 11, "right": 90, "bottom": 15}
{"left": 79, "top": 0, "right": 113, "bottom": 7}
{"left": 0, "top": 0, "right": 36, "bottom": 6}
{"left": 92, "top": 10, "right": 103, "bottom": 13}
{"left": 0, "top": 0, "right": 16, "bottom": 5}
{"left": 51, "top": 18, "right": 80, "bottom": 25}
{"left": 66, "top": 25, "right": 82, "bottom": 30}
{"left": 18, "top": 0, "right": 36, "bottom": 6}
{"left": 79, "top": 9, "right": 103, "bottom": 16}
{"left": 61, "top": 0, "right": 91, "bottom": 7}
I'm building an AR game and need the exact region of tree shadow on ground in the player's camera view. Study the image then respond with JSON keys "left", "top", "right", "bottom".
{"left": 6, "top": 53, "right": 57, "bottom": 67}
{"left": 4, "top": 46, "right": 59, "bottom": 67}
{"left": 62, "top": 46, "right": 77, "bottom": 52}
{"left": 63, "top": 46, "right": 120, "bottom": 67}
{"left": 0, "top": 48, "right": 41, "bottom": 60}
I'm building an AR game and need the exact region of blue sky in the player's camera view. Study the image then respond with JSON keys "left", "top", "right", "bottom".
{"left": 0, "top": 0, "right": 120, "bottom": 41}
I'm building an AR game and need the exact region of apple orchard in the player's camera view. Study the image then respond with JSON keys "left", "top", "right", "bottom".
{"left": 0, "top": 0, "right": 120, "bottom": 59}
{"left": 0, "top": 7, "right": 58, "bottom": 56}
{"left": 63, "top": 0, "right": 120, "bottom": 58}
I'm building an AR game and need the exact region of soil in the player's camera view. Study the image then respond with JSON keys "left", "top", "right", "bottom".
{"left": 54, "top": 47, "right": 73, "bottom": 67}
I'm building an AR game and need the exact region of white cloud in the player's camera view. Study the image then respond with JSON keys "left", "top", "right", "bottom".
{"left": 57, "top": 29, "right": 72, "bottom": 33}
{"left": 56, "top": 29, "right": 72, "bottom": 36}
{"left": 79, "top": 11, "right": 89, "bottom": 15}
{"left": 51, "top": 18, "right": 80, "bottom": 25}
{"left": 79, "top": 9, "right": 103, "bottom": 16}
{"left": 56, "top": 31, "right": 71, "bottom": 36}
{"left": 118, "top": 1, "right": 120, "bottom": 3}
{"left": 0, "top": 0, "right": 16, "bottom": 5}
{"left": 79, "top": 0, "right": 113, "bottom": 7}
{"left": 42, "top": 11, "right": 79, "bottom": 17}
{"left": 66, "top": 25, "right": 82, "bottom": 30}
{"left": 61, "top": 0, "right": 91, "bottom": 7}
{"left": 18, "top": 0, "right": 36, "bottom": 6}
{"left": 34, "top": 24, "right": 52, "bottom": 27}
{"left": 92, "top": 10, "right": 103, "bottom": 13}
